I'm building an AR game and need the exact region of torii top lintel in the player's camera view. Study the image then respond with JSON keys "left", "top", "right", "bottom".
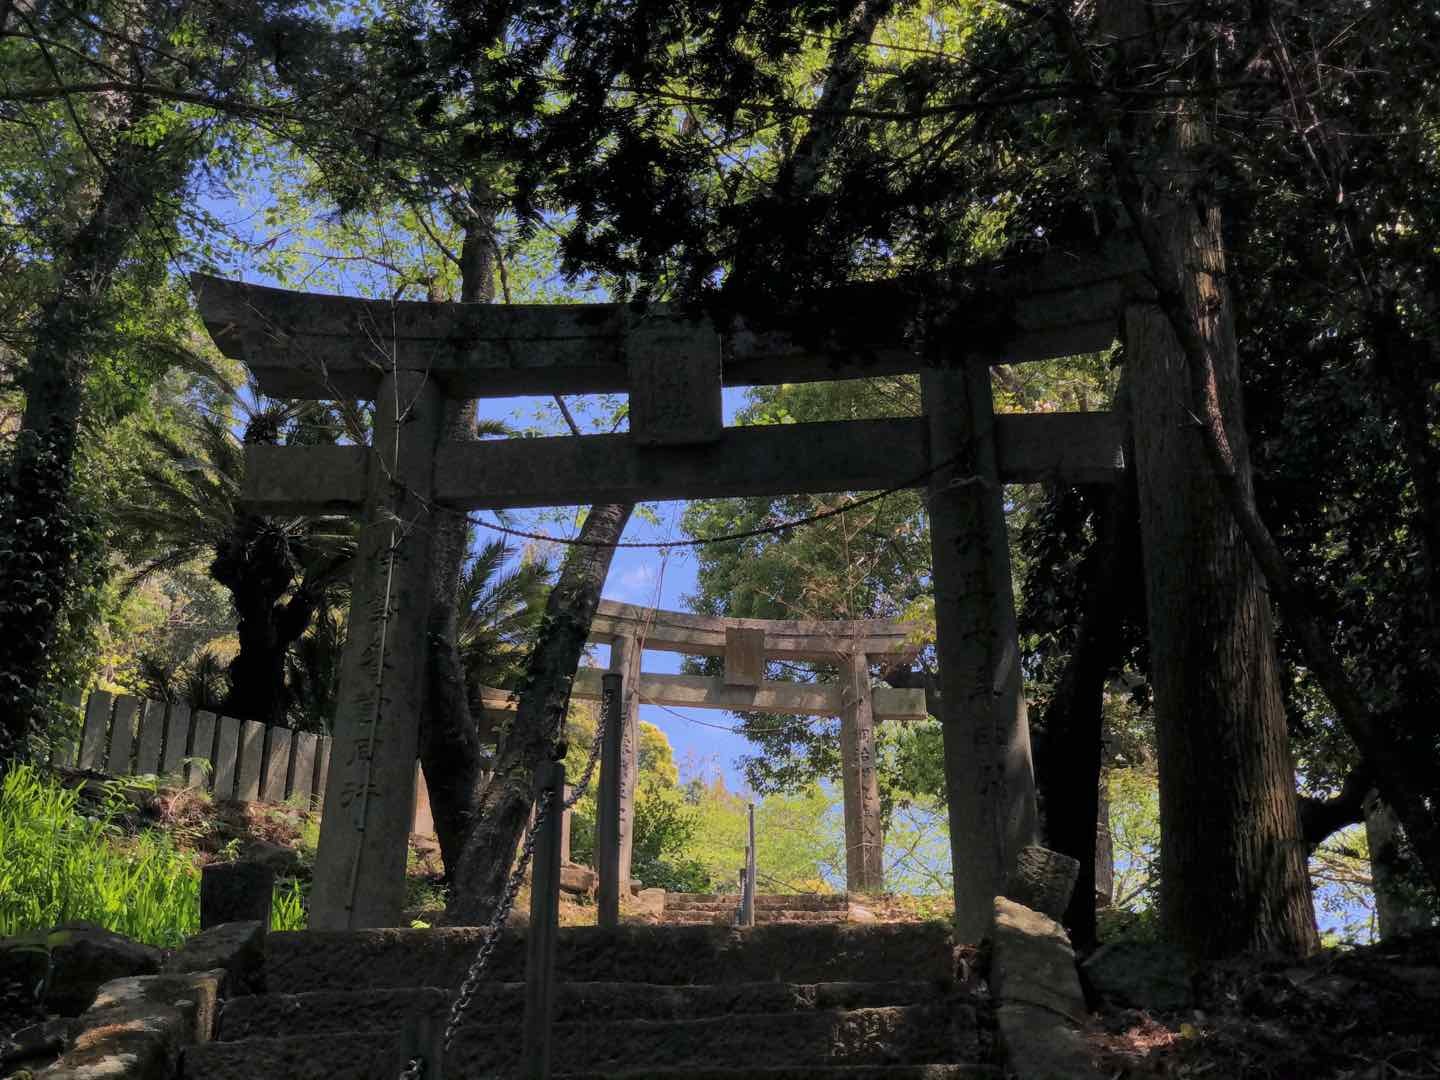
{"left": 190, "top": 242, "right": 1143, "bottom": 401}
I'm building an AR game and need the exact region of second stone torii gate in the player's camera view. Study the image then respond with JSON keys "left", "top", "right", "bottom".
{"left": 517, "top": 598, "right": 929, "bottom": 894}
{"left": 194, "top": 241, "right": 1134, "bottom": 938}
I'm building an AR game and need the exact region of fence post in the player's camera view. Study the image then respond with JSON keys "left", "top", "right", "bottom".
{"left": 522, "top": 760, "right": 565, "bottom": 1080}
{"left": 596, "top": 671, "right": 624, "bottom": 928}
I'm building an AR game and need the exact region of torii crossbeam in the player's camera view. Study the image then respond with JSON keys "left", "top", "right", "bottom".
{"left": 193, "top": 241, "right": 1138, "bottom": 937}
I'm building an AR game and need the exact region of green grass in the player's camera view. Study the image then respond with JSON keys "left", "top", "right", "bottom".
{"left": 0, "top": 763, "right": 307, "bottom": 947}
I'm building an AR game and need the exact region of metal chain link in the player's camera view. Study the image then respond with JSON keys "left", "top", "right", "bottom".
{"left": 564, "top": 689, "right": 609, "bottom": 812}
{"left": 441, "top": 794, "right": 553, "bottom": 1054}
{"left": 399, "top": 663, "right": 616, "bottom": 1077}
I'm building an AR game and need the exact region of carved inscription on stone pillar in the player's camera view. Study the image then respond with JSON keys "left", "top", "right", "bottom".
{"left": 922, "top": 363, "right": 1038, "bottom": 942}
{"left": 310, "top": 370, "right": 442, "bottom": 930}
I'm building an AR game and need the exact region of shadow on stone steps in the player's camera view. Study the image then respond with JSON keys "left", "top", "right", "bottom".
{"left": 219, "top": 980, "right": 958, "bottom": 1038}
{"left": 264, "top": 923, "right": 957, "bottom": 993}
{"left": 188, "top": 1002, "right": 981, "bottom": 1078}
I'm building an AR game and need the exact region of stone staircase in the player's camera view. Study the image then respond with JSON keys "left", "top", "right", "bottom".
{"left": 182, "top": 923, "right": 999, "bottom": 1079}
{"left": 659, "top": 892, "right": 851, "bottom": 926}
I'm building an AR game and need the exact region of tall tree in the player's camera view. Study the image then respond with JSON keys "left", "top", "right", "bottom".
{"left": 1036, "top": 0, "right": 1322, "bottom": 961}
{"left": 0, "top": 0, "right": 378, "bottom": 765}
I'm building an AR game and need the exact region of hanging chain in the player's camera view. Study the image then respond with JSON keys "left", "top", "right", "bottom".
{"left": 400, "top": 660, "right": 616, "bottom": 1077}
{"left": 441, "top": 794, "right": 554, "bottom": 1054}
{"left": 564, "top": 688, "right": 609, "bottom": 812}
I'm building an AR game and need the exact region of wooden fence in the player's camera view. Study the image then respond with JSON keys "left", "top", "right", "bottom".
{"left": 50, "top": 687, "right": 335, "bottom": 814}
{"left": 46, "top": 688, "right": 578, "bottom": 850}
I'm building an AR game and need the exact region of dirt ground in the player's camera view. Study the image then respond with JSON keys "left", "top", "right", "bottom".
{"left": 1087, "top": 929, "right": 1440, "bottom": 1079}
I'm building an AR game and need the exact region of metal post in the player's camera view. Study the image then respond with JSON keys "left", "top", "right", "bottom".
{"left": 522, "top": 760, "right": 565, "bottom": 1080}
{"left": 399, "top": 1007, "right": 444, "bottom": 1080}
{"left": 596, "top": 672, "right": 624, "bottom": 928}
{"left": 741, "top": 803, "right": 757, "bottom": 927}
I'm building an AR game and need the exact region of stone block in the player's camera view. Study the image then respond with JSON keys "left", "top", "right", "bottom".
{"left": 1004, "top": 844, "right": 1081, "bottom": 922}
{"left": 235, "top": 719, "right": 265, "bottom": 801}
{"left": 994, "top": 1002, "right": 1098, "bottom": 1080}
{"left": 261, "top": 726, "right": 292, "bottom": 803}
{"left": 989, "top": 897, "right": 1099, "bottom": 1080}
{"left": 162, "top": 703, "right": 192, "bottom": 778}
{"left": 76, "top": 691, "right": 112, "bottom": 772}
{"left": 560, "top": 864, "right": 597, "bottom": 897}
{"left": 45, "top": 922, "right": 162, "bottom": 1017}
{"left": 291, "top": 731, "right": 318, "bottom": 803}
{"left": 107, "top": 695, "right": 140, "bottom": 775}
{"left": 989, "top": 897, "right": 1086, "bottom": 1023}
{"left": 200, "top": 862, "right": 274, "bottom": 931}
{"left": 36, "top": 970, "right": 221, "bottom": 1080}
{"left": 164, "top": 921, "right": 266, "bottom": 996}
{"left": 187, "top": 710, "right": 218, "bottom": 788}
{"left": 724, "top": 626, "right": 766, "bottom": 687}
{"left": 626, "top": 317, "right": 723, "bottom": 446}
{"left": 1, "top": 1016, "right": 73, "bottom": 1071}
{"left": 211, "top": 714, "right": 240, "bottom": 799}
{"left": 133, "top": 699, "right": 165, "bottom": 775}
{"left": 628, "top": 888, "right": 667, "bottom": 921}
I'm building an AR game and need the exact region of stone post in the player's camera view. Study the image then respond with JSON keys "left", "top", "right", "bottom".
{"left": 922, "top": 362, "right": 1038, "bottom": 942}
{"left": 201, "top": 862, "right": 274, "bottom": 930}
{"left": 310, "top": 370, "right": 443, "bottom": 929}
{"left": 559, "top": 785, "right": 573, "bottom": 864}
{"left": 596, "top": 671, "right": 625, "bottom": 928}
{"left": 839, "top": 650, "right": 884, "bottom": 892}
{"left": 609, "top": 634, "right": 641, "bottom": 888}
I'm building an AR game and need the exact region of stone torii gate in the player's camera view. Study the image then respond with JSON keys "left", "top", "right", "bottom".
{"left": 472, "top": 599, "right": 930, "bottom": 894}
{"left": 193, "top": 243, "right": 1134, "bottom": 938}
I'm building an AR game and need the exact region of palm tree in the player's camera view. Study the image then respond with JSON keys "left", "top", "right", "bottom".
{"left": 117, "top": 391, "right": 355, "bottom": 727}
{"left": 457, "top": 535, "right": 553, "bottom": 697}
{"left": 285, "top": 599, "right": 346, "bottom": 733}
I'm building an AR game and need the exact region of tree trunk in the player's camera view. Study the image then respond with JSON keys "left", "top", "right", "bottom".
{"left": 1033, "top": 475, "right": 1139, "bottom": 952}
{"left": 447, "top": 501, "right": 633, "bottom": 924}
{"left": 1083, "top": 0, "right": 1320, "bottom": 966}
{"left": 417, "top": 196, "right": 495, "bottom": 876}
{"left": 1364, "top": 792, "right": 1436, "bottom": 940}
{"left": 212, "top": 514, "right": 317, "bottom": 727}
{"left": 1125, "top": 261, "right": 1319, "bottom": 960}
{"left": 0, "top": 113, "right": 189, "bottom": 767}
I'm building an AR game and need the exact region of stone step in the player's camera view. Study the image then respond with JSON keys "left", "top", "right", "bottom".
{"left": 754, "top": 910, "right": 852, "bottom": 923}
{"left": 265, "top": 923, "right": 955, "bottom": 993}
{"left": 659, "top": 912, "right": 738, "bottom": 926}
{"left": 666, "top": 893, "right": 849, "bottom": 911}
{"left": 187, "top": 1002, "right": 979, "bottom": 1078}
{"left": 558, "top": 1069, "right": 1002, "bottom": 1080}
{"left": 659, "top": 910, "right": 849, "bottom": 927}
{"left": 220, "top": 981, "right": 957, "bottom": 1040}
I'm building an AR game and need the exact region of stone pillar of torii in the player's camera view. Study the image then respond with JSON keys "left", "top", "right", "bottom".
{"left": 193, "top": 240, "right": 1137, "bottom": 938}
